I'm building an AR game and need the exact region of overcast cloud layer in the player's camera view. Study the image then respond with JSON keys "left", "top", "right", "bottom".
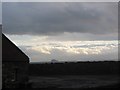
{"left": 2, "top": 0, "right": 120, "bottom": 2}
{"left": 3, "top": 2, "right": 118, "bottom": 40}
{"left": 0, "top": 2, "right": 2, "bottom": 24}
{"left": 2, "top": 2, "right": 118, "bottom": 62}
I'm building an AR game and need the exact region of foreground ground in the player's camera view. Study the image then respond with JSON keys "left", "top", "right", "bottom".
{"left": 29, "top": 75, "right": 119, "bottom": 88}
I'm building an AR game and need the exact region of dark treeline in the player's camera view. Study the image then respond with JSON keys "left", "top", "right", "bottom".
{"left": 29, "top": 61, "right": 120, "bottom": 76}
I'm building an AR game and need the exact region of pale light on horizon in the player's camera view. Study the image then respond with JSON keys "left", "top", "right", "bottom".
{"left": 4, "top": 34, "right": 118, "bottom": 62}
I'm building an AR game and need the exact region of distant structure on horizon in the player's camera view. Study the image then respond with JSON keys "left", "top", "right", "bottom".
{"left": 51, "top": 59, "right": 58, "bottom": 63}
{"left": 2, "top": 33, "right": 29, "bottom": 88}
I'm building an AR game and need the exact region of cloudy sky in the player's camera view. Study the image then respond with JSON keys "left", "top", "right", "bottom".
{"left": 1, "top": 0, "right": 120, "bottom": 2}
{"left": 2, "top": 2, "right": 118, "bottom": 62}
{"left": 0, "top": 2, "right": 1, "bottom": 24}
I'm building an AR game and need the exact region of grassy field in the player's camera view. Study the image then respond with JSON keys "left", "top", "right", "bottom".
{"left": 29, "top": 75, "right": 119, "bottom": 88}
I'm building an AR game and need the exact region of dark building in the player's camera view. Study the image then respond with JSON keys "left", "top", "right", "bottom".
{"left": 2, "top": 33, "right": 29, "bottom": 88}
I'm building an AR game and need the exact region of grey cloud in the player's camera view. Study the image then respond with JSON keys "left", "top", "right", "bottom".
{"left": 0, "top": 3, "right": 2, "bottom": 24}
{"left": 2, "top": 2, "right": 118, "bottom": 36}
{"left": 46, "top": 32, "right": 118, "bottom": 41}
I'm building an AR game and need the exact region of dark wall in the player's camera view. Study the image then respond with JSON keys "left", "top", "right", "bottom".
{"left": 2, "top": 33, "right": 30, "bottom": 88}
{"left": 2, "top": 62, "right": 29, "bottom": 88}
{"left": 29, "top": 61, "right": 120, "bottom": 76}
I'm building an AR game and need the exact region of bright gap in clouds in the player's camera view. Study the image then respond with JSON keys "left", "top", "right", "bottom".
{"left": 5, "top": 34, "right": 118, "bottom": 62}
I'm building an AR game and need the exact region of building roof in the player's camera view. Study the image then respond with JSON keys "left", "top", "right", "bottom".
{"left": 2, "top": 33, "right": 29, "bottom": 62}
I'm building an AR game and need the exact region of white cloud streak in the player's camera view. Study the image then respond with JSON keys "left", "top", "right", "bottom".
{"left": 19, "top": 42, "right": 118, "bottom": 62}
{"left": 26, "top": 41, "right": 118, "bottom": 55}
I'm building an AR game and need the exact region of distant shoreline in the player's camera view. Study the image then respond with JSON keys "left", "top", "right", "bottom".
{"left": 30, "top": 60, "right": 120, "bottom": 64}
